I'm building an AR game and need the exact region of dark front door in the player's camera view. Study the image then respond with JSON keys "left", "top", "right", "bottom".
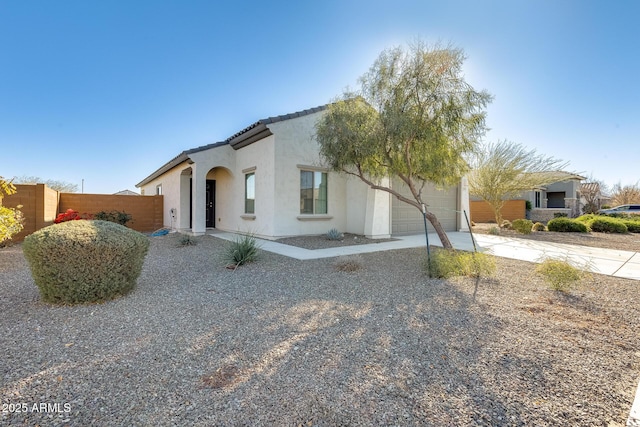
{"left": 206, "top": 180, "right": 216, "bottom": 228}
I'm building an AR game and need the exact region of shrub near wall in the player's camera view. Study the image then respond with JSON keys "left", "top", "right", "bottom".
{"left": 547, "top": 217, "right": 588, "bottom": 233}
{"left": 23, "top": 220, "right": 149, "bottom": 304}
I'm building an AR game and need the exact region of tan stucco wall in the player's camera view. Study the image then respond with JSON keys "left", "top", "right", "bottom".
{"left": 139, "top": 160, "right": 191, "bottom": 229}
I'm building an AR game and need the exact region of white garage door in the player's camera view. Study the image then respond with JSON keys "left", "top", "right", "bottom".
{"left": 391, "top": 179, "right": 458, "bottom": 234}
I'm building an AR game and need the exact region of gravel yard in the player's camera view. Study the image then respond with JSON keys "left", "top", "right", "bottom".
{"left": 1, "top": 233, "right": 639, "bottom": 426}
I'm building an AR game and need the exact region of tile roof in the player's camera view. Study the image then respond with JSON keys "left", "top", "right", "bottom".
{"left": 136, "top": 104, "right": 327, "bottom": 187}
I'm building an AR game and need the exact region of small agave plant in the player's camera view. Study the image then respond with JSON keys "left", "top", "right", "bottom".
{"left": 326, "top": 228, "right": 343, "bottom": 241}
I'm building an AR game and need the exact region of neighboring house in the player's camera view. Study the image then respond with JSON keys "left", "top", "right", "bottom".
{"left": 136, "top": 105, "right": 469, "bottom": 239}
{"left": 521, "top": 172, "right": 586, "bottom": 221}
{"left": 113, "top": 189, "right": 140, "bottom": 196}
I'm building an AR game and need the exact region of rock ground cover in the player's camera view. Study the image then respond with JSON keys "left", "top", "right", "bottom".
{"left": 1, "top": 233, "right": 639, "bottom": 426}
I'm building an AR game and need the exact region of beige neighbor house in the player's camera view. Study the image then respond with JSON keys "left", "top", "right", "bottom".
{"left": 136, "top": 105, "right": 470, "bottom": 239}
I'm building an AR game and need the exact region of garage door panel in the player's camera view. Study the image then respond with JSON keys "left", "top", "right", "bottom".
{"left": 392, "top": 179, "right": 457, "bottom": 234}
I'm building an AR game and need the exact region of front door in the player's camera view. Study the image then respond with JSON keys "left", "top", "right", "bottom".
{"left": 206, "top": 180, "right": 216, "bottom": 228}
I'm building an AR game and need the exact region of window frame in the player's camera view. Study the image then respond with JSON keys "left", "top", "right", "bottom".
{"left": 299, "top": 169, "right": 328, "bottom": 215}
{"left": 244, "top": 172, "right": 255, "bottom": 214}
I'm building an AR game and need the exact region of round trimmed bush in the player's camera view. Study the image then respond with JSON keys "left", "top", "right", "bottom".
{"left": 532, "top": 222, "right": 546, "bottom": 232}
{"left": 512, "top": 219, "right": 533, "bottom": 234}
{"left": 23, "top": 220, "right": 149, "bottom": 304}
{"left": 547, "top": 217, "right": 588, "bottom": 233}
{"left": 589, "top": 217, "right": 628, "bottom": 233}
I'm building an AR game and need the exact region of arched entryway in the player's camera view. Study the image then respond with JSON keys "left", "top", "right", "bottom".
{"left": 204, "top": 167, "right": 233, "bottom": 229}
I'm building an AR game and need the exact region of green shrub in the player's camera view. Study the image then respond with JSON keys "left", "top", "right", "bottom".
{"left": 575, "top": 214, "right": 598, "bottom": 223}
{"left": 525, "top": 200, "right": 532, "bottom": 211}
{"left": 427, "top": 249, "right": 496, "bottom": 279}
{"left": 532, "top": 222, "right": 546, "bottom": 231}
{"left": 326, "top": 228, "right": 343, "bottom": 241}
{"left": 589, "top": 217, "right": 628, "bottom": 233}
{"left": 0, "top": 205, "right": 24, "bottom": 245}
{"left": 553, "top": 212, "right": 568, "bottom": 218}
{"left": 623, "top": 220, "right": 640, "bottom": 233}
{"left": 547, "top": 217, "right": 588, "bottom": 233}
{"left": 536, "top": 258, "right": 583, "bottom": 292}
{"left": 222, "top": 234, "right": 260, "bottom": 268}
{"left": 511, "top": 219, "right": 533, "bottom": 234}
{"left": 93, "top": 210, "right": 133, "bottom": 226}
{"left": 22, "top": 220, "right": 149, "bottom": 304}
{"left": 488, "top": 226, "right": 500, "bottom": 235}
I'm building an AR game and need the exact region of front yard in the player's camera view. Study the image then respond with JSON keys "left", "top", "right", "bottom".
{"left": 1, "top": 233, "right": 638, "bottom": 426}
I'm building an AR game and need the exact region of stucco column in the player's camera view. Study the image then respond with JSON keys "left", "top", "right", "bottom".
{"left": 179, "top": 172, "right": 191, "bottom": 229}
{"left": 191, "top": 163, "right": 207, "bottom": 235}
{"left": 458, "top": 175, "right": 470, "bottom": 231}
{"left": 364, "top": 177, "right": 391, "bottom": 239}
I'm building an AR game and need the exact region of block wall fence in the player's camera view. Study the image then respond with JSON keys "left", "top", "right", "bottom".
{"left": 469, "top": 200, "right": 526, "bottom": 223}
{"left": 3, "top": 184, "right": 163, "bottom": 241}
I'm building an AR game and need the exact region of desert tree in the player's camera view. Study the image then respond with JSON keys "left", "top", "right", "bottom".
{"left": 315, "top": 41, "right": 492, "bottom": 249}
{"left": 0, "top": 176, "right": 17, "bottom": 203}
{"left": 13, "top": 176, "right": 78, "bottom": 193}
{"left": 0, "top": 176, "right": 23, "bottom": 244}
{"left": 467, "top": 140, "right": 569, "bottom": 225}
{"left": 610, "top": 181, "right": 640, "bottom": 206}
{"left": 580, "top": 174, "right": 609, "bottom": 214}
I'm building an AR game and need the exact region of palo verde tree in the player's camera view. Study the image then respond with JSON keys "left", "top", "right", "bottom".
{"left": 467, "top": 140, "right": 569, "bottom": 225}
{"left": 315, "top": 41, "right": 492, "bottom": 249}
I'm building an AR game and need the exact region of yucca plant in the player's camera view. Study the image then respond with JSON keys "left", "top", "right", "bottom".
{"left": 222, "top": 234, "right": 260, "bottom": 269}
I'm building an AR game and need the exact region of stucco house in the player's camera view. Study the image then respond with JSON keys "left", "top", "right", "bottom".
{"left": 520, "top": 172, "right": 586, "bottom": 221}
{"left": 136, "top": 105, "right": 470, "bottom": 239}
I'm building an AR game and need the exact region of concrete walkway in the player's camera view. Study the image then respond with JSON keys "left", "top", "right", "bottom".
{"left": 209, "top": 230, "right": 640, "bottom": 281}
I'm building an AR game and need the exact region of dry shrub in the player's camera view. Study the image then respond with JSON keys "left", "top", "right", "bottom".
{"left": 334, "top": 255, "right": 363, "bottom": 272}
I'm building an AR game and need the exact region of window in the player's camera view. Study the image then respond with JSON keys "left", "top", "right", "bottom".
{"left": 245, "top": 172, "right": 255, "bottom": 214}
{"left": 156, "top": 184, "right": 162, "bottom": 195}
{"left": 300, "top": 170, "right": 327, "bottom": 214}
{"left": 534, "top": 191, "right": 541, "bottom": 208}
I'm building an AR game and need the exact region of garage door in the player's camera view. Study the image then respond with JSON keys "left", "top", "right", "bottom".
{"left": 391, "top": 179, "right": 458, "bottom": 234}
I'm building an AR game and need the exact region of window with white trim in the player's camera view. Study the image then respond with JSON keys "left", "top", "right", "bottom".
{"left": 245, "top": 172, "right": 255, "bottom": 214}
{"left": 300, "top": 170, "right": 327, "bottom": 214}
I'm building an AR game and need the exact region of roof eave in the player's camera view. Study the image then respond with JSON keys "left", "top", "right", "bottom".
{"left": 136, "top": 152, "right": 191, "bottom": 188}
{"left": 227, "top": 122, "right": 273, "bottom": 150}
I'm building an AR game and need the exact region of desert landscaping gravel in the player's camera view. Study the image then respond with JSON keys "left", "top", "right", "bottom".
{"left": 1, "top": 233, "right": 639, "bottom": 426}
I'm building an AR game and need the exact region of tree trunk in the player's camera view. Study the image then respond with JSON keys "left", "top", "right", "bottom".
{"left": 424, "top": 209, "right": 453, "bottom": 249}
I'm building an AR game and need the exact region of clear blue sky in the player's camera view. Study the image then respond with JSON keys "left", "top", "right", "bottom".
{"left": 1, "top": 0, "right": 638, "bottom": 194}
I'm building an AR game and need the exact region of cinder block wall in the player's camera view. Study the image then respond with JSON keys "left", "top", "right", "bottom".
{"left": 470, "top": 200, "right": 526, "bottom": 223}
{"left": 3, "top": 184, "right": 59, "bottom": 241}
{"left": 3, "top": 185, "right": 163, "bottom": 241}
{"left": 59, "top": 193, "right": 163, "bottom": 233}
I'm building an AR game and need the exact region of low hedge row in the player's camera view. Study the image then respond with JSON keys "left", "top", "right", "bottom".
{"left": 547, "top": 217, "right": 588, "bottom": 233}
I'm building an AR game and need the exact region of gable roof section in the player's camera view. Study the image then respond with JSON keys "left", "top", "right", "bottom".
{"left": 136, "top": 104, "right": 327, "bottom": 188}
{"left": 227, "top": 104, "right": 326, "bottom": 149}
